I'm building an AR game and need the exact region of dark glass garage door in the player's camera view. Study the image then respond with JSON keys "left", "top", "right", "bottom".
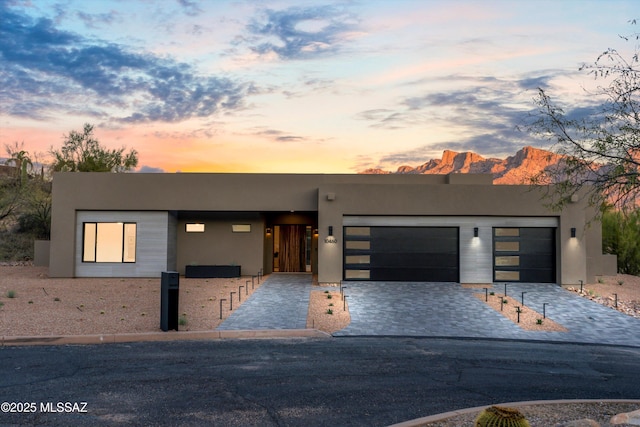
{"left": 493, "top": 227, "right": 556, "bottom": 283}
{"left": 344, "top": 226, "right": 459, "bottom": 281}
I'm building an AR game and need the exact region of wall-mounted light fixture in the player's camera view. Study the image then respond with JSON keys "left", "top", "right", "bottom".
{"left": 266, "top": 227, "right": 272, "bottom": 235}
{"left": 473, "top": 227, "right": 479, "bottom": 238}
{"left": 324, "top": 226, "right": 337, "bottom": 244}
{"left": 570, "top": 227, "right": 576, "bottom": 238}
{"left": 313, "top": 229, "right": 318, "bottom": 236}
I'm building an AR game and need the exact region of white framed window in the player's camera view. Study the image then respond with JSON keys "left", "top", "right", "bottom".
{"left": 83, "top": 222, "right": 137, "bottom": 263}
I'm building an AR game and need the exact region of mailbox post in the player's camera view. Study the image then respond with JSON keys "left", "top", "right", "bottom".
{"left": 160, "top": 271, "right": 179, "bottom": 331}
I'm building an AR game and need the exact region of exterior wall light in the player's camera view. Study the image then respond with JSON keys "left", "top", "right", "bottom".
{"left": 313, "top": 229, "right": 318, "bottom": 235}
{"left": 473, "top": 227, "right": 479, "bottom": 238}
{"left": 266, "top": 227, "right": 272, "bottom": 235}
{"left": 570, "top": 227, "right": 576, "bottom": 238}
{"left": 324, "top": 226, "right": 337, "bottom": 244}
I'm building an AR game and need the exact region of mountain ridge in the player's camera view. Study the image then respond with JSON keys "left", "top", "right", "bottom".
{"left": 360, "top": 146, "right": 563, "bottom": 184}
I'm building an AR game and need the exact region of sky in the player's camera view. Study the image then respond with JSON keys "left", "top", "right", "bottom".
{"left": 1, "top": 0, "right": 638, "bottom": 173}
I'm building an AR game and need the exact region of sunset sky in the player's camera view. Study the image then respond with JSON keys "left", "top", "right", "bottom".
{"left": 1, "top": 0, "right": 638, "bottom": 173}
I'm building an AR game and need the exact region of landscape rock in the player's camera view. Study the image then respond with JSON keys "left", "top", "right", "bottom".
{"left": 610, "top": 408, "right": 640, "bottom": 425}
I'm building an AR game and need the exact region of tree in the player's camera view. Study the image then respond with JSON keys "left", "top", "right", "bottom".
{"left": 51, "top": 123, "right": 138, "bottom": 173}
{"left": 527, "top": 22, "right": 640, "bottom": 213}
{"left": 602, "top": 207, "right": 640, "bottom": 275}
{"left": 4, "top": 142, "right": 33, "bottom": 186}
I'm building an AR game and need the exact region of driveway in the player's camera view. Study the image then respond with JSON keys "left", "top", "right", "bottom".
{"left": 218, "top": 274, "right": 640, "bottom": 347}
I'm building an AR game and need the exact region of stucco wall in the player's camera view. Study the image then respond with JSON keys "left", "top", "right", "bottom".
{"left": 176, "top": 213, "right": 264, "bottom": 276}
{"left": 317, "top": 183, "right": 592, "bottom": 285}
{"left": 49, "top": 172, "right": 609, "bottom": 283}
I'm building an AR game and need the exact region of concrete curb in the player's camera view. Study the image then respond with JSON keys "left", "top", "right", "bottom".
{"left": 387, "top": 399, "right": 640, "bottom": 427}
{"left": 0, "top": 329, "right": 331, "bottom": 346}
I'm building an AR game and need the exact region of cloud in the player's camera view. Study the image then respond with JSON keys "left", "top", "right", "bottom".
{"left": 252, "top": 128, "right": 305, "bottom": 143}
{"left": 137, "top": 165, "right": 166, "bottom": 173}
{"left": 245, "top": 5, "right": 358, "bottom": 60}
{"left": 0, "top": 3, "right": 249, "bottom": 123}
{"left": 177, "top": 0, "right": 204, "bottom": 17}
{"left": 356, "top": 75, "right": 565, "bottom": 168}
{"left": 76, "top": 10, "right": 121, "bottom": 28}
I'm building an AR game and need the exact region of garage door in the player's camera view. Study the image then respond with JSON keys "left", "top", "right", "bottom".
{"left": 493, "top": 227, "right": 556, "bottom": 283}
{"left": 344, "top": 226, "right": 459, "bottom": 281}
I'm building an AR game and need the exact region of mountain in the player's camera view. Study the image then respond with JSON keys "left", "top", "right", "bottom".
{"left": 360, "top": 146, "right": 564, "bottom": 184}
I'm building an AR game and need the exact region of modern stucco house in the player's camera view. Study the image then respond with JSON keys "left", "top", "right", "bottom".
{"left": 48, "top": 172, "right": 616, "bottom": 284}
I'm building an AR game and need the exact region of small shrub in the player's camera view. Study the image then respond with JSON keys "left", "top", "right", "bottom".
{"left": 54, "top": 297, "right": 61, "bottom": 302}
{"left": 489, "top": 291, "right": 495, "bottom": 296}
{"left": 502, "top": 299, "right": 508, "bottom": 304}
{"left": 617, "top": 280, "right": 624, "bottom": 286}
{"left": 598, "top": 277, "right": 604, "bottom": 284}
{"left": 0, "top": 301, "right": 4, "bottom": 308}
{"left": 6, "top": 290, "right": 16, "bottom": 298}
{"left": 122, "top": 305, "right": 127, "bottom": 308}
{"left": 536, "top": 319, "right": 543, "bottom": 325}
{"left": 328, "top": 303, "right": 334, "bottom": 307}
{"left": 327, "top": 294, "right": 332, "bottom": 299}
{"left": 326, "top": 309, "right": 333, "bottom": 315}
{"left": 179, "top": 315, "right": 188, "bottom": 326}
{"left": 28, "top": 300, "right": 34, "bottom": 304}
{"left": 100, "top": 310, "right": 105, "bottom": 315}
{"left": 141, "top": 312, "right": 146, "bottom": 316}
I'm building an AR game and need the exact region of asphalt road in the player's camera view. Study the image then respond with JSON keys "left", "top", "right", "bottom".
{"left": 1, "top": 337, "right": 639, "bottom": 426}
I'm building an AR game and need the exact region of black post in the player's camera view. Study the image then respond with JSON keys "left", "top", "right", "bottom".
{"left": 501, "top": 296, "right": 504, "bottom": 311}
{"left": 344, "top": 295, "right": 348, "bottom": 311}
{"left": 230, "top": 292, "right": 236, "bottom": 310}
{"left": 246, "top": 280, "right": 250, "bottom": 295}
{"left": 516, "top": 307, "right": 521, "bottom": 323}
{"left": 160, "top": 271, "right": 179, "bottom": 332}
{"left": 483, "top": 287, "right": 488, "bottom": 302}
{"left": 543, "top": 303, "right": 548, "bottom": 319}
{"left": 219, "top": 299, "right": 226, "bottom": 320}
{"left": 238, "top": 286, "right": 244, "bottom": 302}
{"left": 252, "top": 276, "right": 256, "bottom": 288}
{"left": 579, "top": 280, "right": 584, "bottom": 293}
{"left": 504, "top": 283, "right": 507, "bottom": 297}
{"left": 614, "top": 293, "right": 618, "bottom": 308}
{"left": 342, "top": 286, "right": 347, "bottom": 300}
{"left": 521, "top": 291, "right": 527, "bottom": 307}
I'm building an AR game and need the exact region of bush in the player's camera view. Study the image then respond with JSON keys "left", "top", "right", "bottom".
{"left": 0, "top": 230, "right": 33, "bottom": 261}
{"left": 602, "top": 208, "right": 640, "bottom": 275}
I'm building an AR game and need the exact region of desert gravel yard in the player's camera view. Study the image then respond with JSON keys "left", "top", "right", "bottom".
{"left": 0, "top": 265, "right": 351, "bottom": 337}
{"left": 0, "top": 265, "right": 639, "bottom": 337}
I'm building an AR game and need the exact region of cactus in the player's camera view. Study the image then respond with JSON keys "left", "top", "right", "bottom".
{"left": 474, "top": 406, "right": 530, "bottom": 427}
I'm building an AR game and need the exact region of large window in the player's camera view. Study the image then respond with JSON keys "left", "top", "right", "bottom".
{"left": 83, "top": 222, "right": 137, "bottom": 263}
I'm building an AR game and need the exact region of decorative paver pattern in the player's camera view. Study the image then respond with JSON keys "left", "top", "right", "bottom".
{"left": 218, "top": 275, "right": 640, "bottom": 347}
{"left": 217, "top": 274, "right": 318, "bottom": 330}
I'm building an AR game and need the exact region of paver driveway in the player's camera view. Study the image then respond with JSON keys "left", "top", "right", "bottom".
{"left": 218, "top": 274, "right": 640, "bottom": 347}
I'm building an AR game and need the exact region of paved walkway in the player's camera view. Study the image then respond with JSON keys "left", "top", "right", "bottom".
{"left": 217, "top": 274, "right": 640, "bottom": 347}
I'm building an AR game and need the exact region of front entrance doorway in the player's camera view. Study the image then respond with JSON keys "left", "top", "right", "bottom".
{"left": 273, "top": 225, "right": 313, "bottom": 272}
